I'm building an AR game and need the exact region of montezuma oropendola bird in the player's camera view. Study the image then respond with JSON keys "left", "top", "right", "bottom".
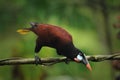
{"left": 17, "top": 22, "right": 92, "bottom": 71}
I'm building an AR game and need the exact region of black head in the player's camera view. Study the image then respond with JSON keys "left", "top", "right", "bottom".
{"left": 74, "top": 50, "right": 92, "bottom": 71}
{"left": 30, "top": 22, "right": 38, "bottom": 28}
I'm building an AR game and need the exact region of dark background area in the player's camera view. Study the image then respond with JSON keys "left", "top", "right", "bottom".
{"left": 0, "top": 0, "right": 120, "bottom": 80}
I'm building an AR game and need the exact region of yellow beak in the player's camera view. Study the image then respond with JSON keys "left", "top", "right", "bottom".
{"left": 86, "top": 63, "right": 92, "bottom": 71}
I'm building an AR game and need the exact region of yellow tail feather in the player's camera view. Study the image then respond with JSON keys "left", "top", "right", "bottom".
{"left": 17, "top": 29, "right": 30, "bottom": 35}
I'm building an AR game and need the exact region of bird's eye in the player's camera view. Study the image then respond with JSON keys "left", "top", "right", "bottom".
{"left": 77, "top": 55, "right": 83, "bottom": 61}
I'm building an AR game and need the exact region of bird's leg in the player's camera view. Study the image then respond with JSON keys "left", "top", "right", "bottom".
{"left": 35, "top": 53, "right": 42, "bottom": 65}
{"left": 34, "top": 38, "right": 42, "bottom": 65}
{"left": 64, "top": 58, "right": 70, "bottom": 64}
{"left": 57, "top": 50, "right": 69, "bottom": 64}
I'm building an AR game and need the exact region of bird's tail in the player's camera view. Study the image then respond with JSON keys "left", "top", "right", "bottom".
{"left": 17, "top": 28, "right": 31, "bottom": 35}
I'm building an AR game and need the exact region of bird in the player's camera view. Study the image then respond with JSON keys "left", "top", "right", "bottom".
{"left": 17, "top": 22, "right": 92, "bottom": 71}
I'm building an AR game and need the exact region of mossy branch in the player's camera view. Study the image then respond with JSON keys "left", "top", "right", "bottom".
{"left": 0, "top": 53, "right": 120, "bottom": 66}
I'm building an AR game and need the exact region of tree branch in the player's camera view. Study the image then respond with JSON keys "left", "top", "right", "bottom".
{"left": 0, "top": 53, "right": 120, "bottom": 66}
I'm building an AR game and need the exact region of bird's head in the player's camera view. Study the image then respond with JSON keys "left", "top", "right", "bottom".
{"left": 30, "top": 22, "right": 38, "bottom": 29}
{"left": 74, "top": 52, "right": 92, "bottom": 71}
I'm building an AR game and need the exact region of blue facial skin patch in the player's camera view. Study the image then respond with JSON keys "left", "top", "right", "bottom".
{"left": 77, "top": 54, "right": 83, "bottom": 61}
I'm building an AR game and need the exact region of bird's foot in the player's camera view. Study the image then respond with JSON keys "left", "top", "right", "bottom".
{"left": 64, "top": 58, "right": 70, "bottom": 64}
{"left": 35, "top": 55, "right": 42, "bottom": 65}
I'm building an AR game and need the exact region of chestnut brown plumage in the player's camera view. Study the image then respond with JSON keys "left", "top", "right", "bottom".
{"left": 17, "top": 22, "right": 92, "bottom": 71}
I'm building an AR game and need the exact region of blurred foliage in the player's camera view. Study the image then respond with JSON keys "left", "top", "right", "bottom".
{"left": 0, "top": 0, "right": 120, "bottom": 80}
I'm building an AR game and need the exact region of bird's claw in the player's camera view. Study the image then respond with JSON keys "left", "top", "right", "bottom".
{"left": 64, "top": 58, "right": 69, "bottom": 64}
{"left": 35, "top": 56, "right": 42, "bottom": 65}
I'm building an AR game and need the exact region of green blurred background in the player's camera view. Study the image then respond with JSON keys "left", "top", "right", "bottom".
{"left": 0, "top": 0, "right": 120, "bottom": 80}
